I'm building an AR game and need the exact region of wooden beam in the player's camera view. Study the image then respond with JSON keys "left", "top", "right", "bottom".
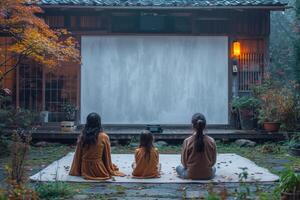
{"left": 41, "top": 5, "right": 288, "bottom": 11}
{"left": 111, "top": 12, "right": 137, "bottom": 16}
{"left": 195, "top": 17, "right": 229, "bottom": 21}
{"left": 169, "top": 12, "right": 192, "bottom": 17}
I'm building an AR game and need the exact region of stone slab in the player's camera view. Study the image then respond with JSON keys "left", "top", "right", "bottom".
{"left": 30, "top": 153, "right": 279, "bottom": 183}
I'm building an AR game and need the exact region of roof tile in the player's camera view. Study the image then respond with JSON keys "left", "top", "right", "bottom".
{"left": 39, "top": 0, "right": 288, "bottom": 7}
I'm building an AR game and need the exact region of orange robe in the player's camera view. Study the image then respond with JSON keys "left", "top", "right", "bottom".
{"left": 132, "top": 147, "right": 160, "bottom": 178}
{"left": 69, "top": 132, "right": 125, "bottom": 180}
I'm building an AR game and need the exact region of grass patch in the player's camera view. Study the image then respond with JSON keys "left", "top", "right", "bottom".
{"left": 35, "top": 182, "right": 75, "bottom": 200}
{"left": 157, "top": 145, "right": 182, "bottom": 154}
{"left": 111, "top": 145, "right": 135, "bottom": 154}
{"left": 216, "top": 141, "right": 300, "bottom": 175}
{"left": 27, "top": 144, "right": 74, "bottom": 166}
{"left": 0, "top": 143, "right": 74, "bottom": 185}
{"left": 107, "top": 184, "right": 127, "bottom": 195}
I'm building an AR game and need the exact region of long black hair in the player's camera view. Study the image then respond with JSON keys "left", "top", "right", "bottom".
{"left": 191, "top": 113, "right": 206, "bottom": 152}
{"left": 80, "top": 113, "right": 103, "bottom": 148}
{"left": 139, "top": 130, "right": 154, "bottom": 162}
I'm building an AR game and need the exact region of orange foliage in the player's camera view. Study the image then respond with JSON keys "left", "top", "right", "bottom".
{"left": 0, "top": 0, "right": 80, "bottom": 82}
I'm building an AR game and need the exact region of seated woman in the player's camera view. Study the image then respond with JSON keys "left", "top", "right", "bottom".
{"left": 176, "top": 113, "right": 217, "bottom": 180}
{"left": 69, "top": 113, "right": 125, "bottom": 180}
{"left": 132, "top": 130, "right": 160, "bottom": 178}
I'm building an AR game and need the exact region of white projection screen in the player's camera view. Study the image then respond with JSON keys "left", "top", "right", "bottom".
{"left": 81, "top": 36, "right": 229, "bottom": 124}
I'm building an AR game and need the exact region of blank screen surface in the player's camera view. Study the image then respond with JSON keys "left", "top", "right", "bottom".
{"left": 81, "top": 36, "right": 228, "bottom": 124}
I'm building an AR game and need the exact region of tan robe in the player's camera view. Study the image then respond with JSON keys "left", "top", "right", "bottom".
{"left": 69, "top": 132, "right": 125, "bottom": 180}
{"left": 181, "top": 134, "right": 217, "bottom": 179}
{"left": 132, "top": 147, "right": 160, "bottom": 178}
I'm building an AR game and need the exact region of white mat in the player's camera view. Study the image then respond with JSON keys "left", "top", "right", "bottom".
{"left": 30, "top": 153, "right": 278, "bottom": 183}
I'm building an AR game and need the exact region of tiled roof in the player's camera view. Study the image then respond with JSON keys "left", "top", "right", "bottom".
{"left": 39, "top": 0, "right": 287, "bottom": 8}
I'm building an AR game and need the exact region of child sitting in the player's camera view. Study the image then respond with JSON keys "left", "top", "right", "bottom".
{"left": 132, "top": 130, "right": 160, "bottom": 178}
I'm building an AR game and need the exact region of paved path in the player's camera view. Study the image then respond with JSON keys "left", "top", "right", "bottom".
{"left": 71, "top": 182, "right": 276, "bottom": 199}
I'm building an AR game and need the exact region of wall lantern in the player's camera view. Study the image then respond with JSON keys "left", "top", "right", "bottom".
{"left": 233, "top": 41, "right": 241, "bottom": 57}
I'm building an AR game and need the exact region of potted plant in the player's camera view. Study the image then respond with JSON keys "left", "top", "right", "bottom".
{"left": 257, "top": 88, "right": 285, "bottom": 132}
{"left": 288, "top": 134, "right": 300, "bottom": 157}
{"left": 61, "top": 103, "right": 77, "bottom": 132}
{"left": 278, "top": 169, "right": 300, "bottom": 200}
{"left": 253, "top": 78, "right": 298, "bottom": 132}
{"left": 231, "top": 95, "right": 259, "bottom": 130}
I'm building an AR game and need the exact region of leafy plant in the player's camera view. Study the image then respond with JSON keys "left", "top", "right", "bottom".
{"left": 257, "top": 191, "right": 279, "bottom": 200}
{"left": 0, "top": 189, "right": 6, "bottom": 200}
{"left": 4, "top": 131, "right": 39, "bottom": 200}
{"left": 6, "top": 184, "right": 38, "bottom": 200}
{"left": 0, "top": 90, "right": 12, "bottom": 155}
{"left": 257, "top": 90, "right": 285, "bottom": 123}
{"left": 234, "top": 168, "right": 251, "bottom": 200}
{"left": 7, "top": 109, "right": 38, "bottom": 128}
{"left": 6, "top": 131, "right": 31, "bottom": 185}
{"left": 259, "top": 143, "right": 282, "bottom": 154}
{"left": 277, "top": 169, "right": 300, "bottom": 193}
{"left": 206, "top": 183, "right": 228, "bottom": 200}
{"left": 205, "top": 194, "right": 221, "bottom": 200}
{"left": 0, "top": 100, "right": 36, "bottom": 157}
{"left": 0, "top": 101, "right": 37, "bottom": 131}
{"left": 288, "top": 133, "right": 300, "bottom": 149}
{"left": 253, "top": 77, "right": 300, "bottom": 129}
{"left": 62, "top": 103, "right": 76, "bottom": 121}
{"left": 35, "top": 182, "right": 74, "bottom": 200}
{"left": 232, "top": 95, "right": 260, "bottom": 110}
{"left": 232, "top": 95, "right": 260, "bottom": 129}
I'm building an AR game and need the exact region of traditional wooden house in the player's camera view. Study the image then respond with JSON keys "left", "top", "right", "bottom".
{"left": 1, "top": 0, "right": 287, "bottom": 126}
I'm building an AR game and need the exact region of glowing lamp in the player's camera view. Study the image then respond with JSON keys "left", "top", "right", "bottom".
{"left": 233, "top": 41, "right": 241, "bottom": 57}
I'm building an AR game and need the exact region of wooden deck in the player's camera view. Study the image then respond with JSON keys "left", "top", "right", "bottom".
{"left": 30, "top": 124, "right": 286, "bottom": 142}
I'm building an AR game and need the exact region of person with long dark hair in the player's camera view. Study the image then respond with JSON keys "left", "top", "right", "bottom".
{"left": 176, "top": 113, "right": 217, "bottom": 180}
{"left": 132, "top": 130, "right": 160, "bottom": 178}
{"left": 69, "top": 113, "right": 125, "bottom": 180}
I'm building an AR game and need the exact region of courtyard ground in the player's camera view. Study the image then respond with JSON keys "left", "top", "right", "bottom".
{"left": 0, "top": 140, "right": 299, "bottom": 199}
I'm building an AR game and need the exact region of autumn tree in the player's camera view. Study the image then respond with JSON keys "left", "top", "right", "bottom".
{"left": 0, "top": 0, "right": 80, "bottom": 85}
{"left": 0, "top": 1, "right": 79, "bottom": 194}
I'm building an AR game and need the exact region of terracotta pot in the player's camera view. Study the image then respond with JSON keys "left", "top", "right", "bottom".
{"left": 263, "top": 122, "right": 280, "bottom": 132}
{"left": 281, "top": 192, "right": 300, "bottom": 200}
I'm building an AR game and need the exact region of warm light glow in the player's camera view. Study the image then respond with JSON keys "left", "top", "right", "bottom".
{"left": 233, "top": 41, "right": 241, "bottom": 57}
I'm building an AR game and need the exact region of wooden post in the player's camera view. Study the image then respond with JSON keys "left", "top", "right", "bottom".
{"left": 42, "top": 66, "right": 46, "bottom": 111}
{"left": 16, "top": 61, "right": 20, "bottom": 109}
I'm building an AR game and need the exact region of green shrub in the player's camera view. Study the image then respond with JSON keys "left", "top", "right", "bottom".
{"left": 35, "top": 182, "right": 74, "bottom": 200}
{"left": 6, "top": 184, "right": 38, "bottom": 200}
{"left": 259, "top": 143, "right": 282, "bottom": 154}
{"left": 288, "top": 133, "right": 300, "bottom": 149}
{"left": 258, "top": 191, "right": 279, "bottom": 200}
{"left": 0, "top": 189, "right": 6, "bottom": 200}
{"left": 62, "top": 102, "right": 76, "bottom": 121}
{"left": 231, "top": 96, "right": 260, "bottom": 110}
{"left": 205, "top": 194, "right": 221, "bottom": 200}
{"left": 0, "top": 107, "right": 37, "bottom": 157}
{"left": 278, "top": 169, "right": 300, "bottom": 193}
{"left": 252, "top": 77, "right": 300, "bottom": 130}
{"left": 0, "top": 137, "right": 9, "bottom": 157}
